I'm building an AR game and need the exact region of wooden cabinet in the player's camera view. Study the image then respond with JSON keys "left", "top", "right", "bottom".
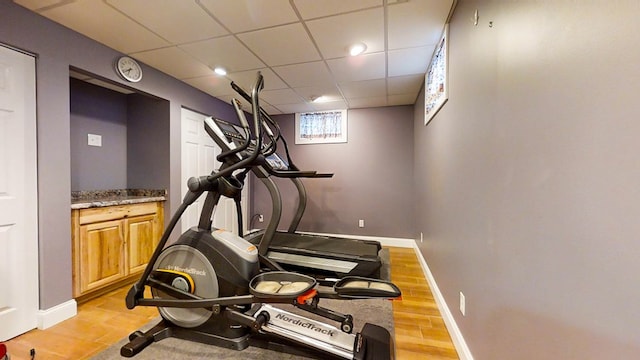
{"left": 126, "top": 214, "right": 161, "bottom": 274}
{"left": 78, "top": 219, "right": 126, "bottom": 294}
{"left": 71, "top": 201, "right": 164, "bottom": 299}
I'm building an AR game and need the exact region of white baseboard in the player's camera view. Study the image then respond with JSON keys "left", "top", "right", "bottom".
{"left": 37, "top": 299, "right": 77, "bottom": 330}
{"left": 412, "top": 243, "right": 474, "bottom": 360}
{"left": 297, "top": 231, "right": 416, "bottom": 248}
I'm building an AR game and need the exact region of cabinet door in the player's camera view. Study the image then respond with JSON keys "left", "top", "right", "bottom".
{"left": 126, "top": 214, "right": 160, "bottom": 274}
{"left": 79, "top": 220, "right": 126, "bottom": 293}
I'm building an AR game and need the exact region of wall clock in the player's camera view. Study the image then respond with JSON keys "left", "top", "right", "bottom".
{"left": 115, "top": 56, "right": 142, "bottom": 83}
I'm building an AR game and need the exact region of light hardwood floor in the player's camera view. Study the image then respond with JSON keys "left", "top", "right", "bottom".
{"left": 389, "top": 247, "right": 459, "bottom": 360}
{"left": 4, "top": 247, "right": 458, "bottom": 359}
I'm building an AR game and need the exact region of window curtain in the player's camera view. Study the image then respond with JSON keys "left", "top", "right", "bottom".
{"left": 300, "top": 111, "right": 342, "bottom": 139}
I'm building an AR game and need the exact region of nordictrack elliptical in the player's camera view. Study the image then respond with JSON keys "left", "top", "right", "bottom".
{"left": 121, "top": 72, "right": 401, "bottom": 359}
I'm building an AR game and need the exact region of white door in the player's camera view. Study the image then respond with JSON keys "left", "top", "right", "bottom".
{"left": 0, "top": 45, "right": 39, "bottom": 341}
{"left": 181, "top": 108, "right": 248, "bottom": 235}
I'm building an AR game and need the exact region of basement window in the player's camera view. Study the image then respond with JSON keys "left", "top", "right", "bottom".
{"left": 295, "top": 109, "right": 347, "bottom": 144}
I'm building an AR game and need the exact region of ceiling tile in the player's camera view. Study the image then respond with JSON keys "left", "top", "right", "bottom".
{"left": 259, "top": 102, "right": 283, "bottom": 115}
{"left": 312, "top": 100, "right": 348, "bottom": 111}
{"left": 388, "top": 0, "right": 453, "bottom": 49}
{"left": 237, "top": 23, "right": 321, "bottom": 66}
{"left": 40, "top": 1, "right": 169, "bottom": 53}
{"left": 232, "top": 95, "right": 273, "bottom": 115}
{"left": 339, "top": 79, "right": 386, "bottom": 99}
{"left": 260, "top": 89, "right": 305, "bottom": 105}
{"left": 388, "top": 93, "right": 418, "bottom": 106}
{"left": 272, "top": 61, "right": 334, "bottom": 88}
{"left": 326, "top": 52, "right": 386, "bottom": 82}
{"left": 106, "top": 0, "right": 228, "bottom": 44}
{"left": 306, "top": 8, "right": 384, "bottom": 60}
{"left": 349, "top": 96, "right": 387, "bottom": 109}
{"left": 276, "top": 103, "right": 316, "bottom": 114}
{"left": 13, "top": 0, "right": 63, "bottom": 11}
{"left": 182, "top": 75, "right": 235, "bottom": 97}
{"left": 388, "top": 46, "right": 433, "bottom": 77}
{"left": 199, "top": 0, "right": 298, "bottom": 33}
{"left": 132, "top": 47, "right": 213, "bottom": 79}
{"left": 23, "top": 0, "right": 452, "bottom": 111}
{"left": 215, "top": 94, "right": 253, "bottom": 112}
{"left": 179, "top": 36, "right": 265, "bottom": 73}
{"left": 388, "top": 74, "right": 424, "bottom": 95}
{"left": 292, "top": 0, "right": 381, "bottom": 20}
{"left": 226, "top": 68, "right": 288, "bottom": 92}
{"left": 293, "top": 84, "right": 344, "bottom": 103}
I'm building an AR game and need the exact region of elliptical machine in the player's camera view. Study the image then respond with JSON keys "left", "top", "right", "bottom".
{"left": 121, "top": 73, "right": 401, "bottom": 359}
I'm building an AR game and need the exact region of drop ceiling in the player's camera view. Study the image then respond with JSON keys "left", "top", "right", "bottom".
{"left": 15, "top": 0, "right": 454, "bottom": 114}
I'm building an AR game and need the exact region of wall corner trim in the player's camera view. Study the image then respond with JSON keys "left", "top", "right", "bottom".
{"left": 413, "top": 243, "right": 474, "bottom": 360}
{"left": 37, "top": 299, "right": 77, "bottom": 330}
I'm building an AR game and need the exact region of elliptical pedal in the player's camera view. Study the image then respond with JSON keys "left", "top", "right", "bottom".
{"left": 334, "top": 277, "right": 401, "bottom": 299}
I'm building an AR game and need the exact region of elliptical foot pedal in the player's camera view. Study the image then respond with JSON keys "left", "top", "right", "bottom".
{"left": 249, "top": 271, "right": 316, "bottom": 299}
{"left": 335, "top": 277, "right": 401, "bottom": 299}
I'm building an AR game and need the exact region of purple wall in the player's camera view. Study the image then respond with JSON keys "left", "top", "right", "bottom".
{"left": 126, "top": 93, "right": 171, "bottom": 191}
{"left": 70, "top": 79, "right": 172, "bottom": 193}
{"left": 414, "top": 1, "right": 640, "bottom": 358}
{"left": 0, "top": 1, "right": 239, "bottom": 309}
{"left": 70, "top": 78, "right": 128, "bottom": 191}
{"left": 252, "top": 106, "right": 415, "bottom": 239}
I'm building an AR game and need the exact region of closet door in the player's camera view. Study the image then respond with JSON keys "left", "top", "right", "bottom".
{"left": 181, "top": 108, "right": 249, "bottom": 235}
{"left": 0, "top": 45, "right": 38, "bottom": 341}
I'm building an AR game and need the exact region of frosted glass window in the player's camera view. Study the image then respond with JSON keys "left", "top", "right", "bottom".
{"left": 295, "top": 109, "right": 347, "bottom": 144}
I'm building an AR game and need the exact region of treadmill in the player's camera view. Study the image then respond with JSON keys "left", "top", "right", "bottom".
{"left": 205, "top": 112, "right": 383, "bottom": 279}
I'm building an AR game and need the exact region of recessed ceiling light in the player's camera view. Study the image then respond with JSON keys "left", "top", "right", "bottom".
{"left": 311, "top": 95, "right": 328, "bottom": 103}
{"left": 349, "top": 42, "right": 367, "bottom": 56}
{"left": 213, "top": 67, "right": 227, "bottom": 76}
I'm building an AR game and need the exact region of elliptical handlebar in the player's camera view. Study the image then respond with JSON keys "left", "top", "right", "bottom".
{"left": 215, "top": 99, "right": 251, "bottom": 163}
{"left": 251, "top": 72, "right": 264, "bottom": 150}
{"left": 230, "top": 78, "right": 335, "bottom": 179}
{"left": 231, "top": 80, "right": 294, "bottom": 166}
{"left": 187, "top": 72, "right": 265, "bottom": 193}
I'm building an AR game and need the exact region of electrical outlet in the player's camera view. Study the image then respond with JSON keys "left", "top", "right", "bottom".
{"left": 88, "top": 133, "right": 102, "bottom": 147}
{"left": 358, "top": 219, "right": 365, "bottom": 228}
{"left": 258, "top": 214, "right": 264, "bottom": 223}
{"left": 460, "top": 291, "right": 466, "bottom": 316}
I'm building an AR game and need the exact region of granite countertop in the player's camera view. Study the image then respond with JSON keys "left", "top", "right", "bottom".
{"left": 71, "top": 189, "right": 166, "bottom": 209}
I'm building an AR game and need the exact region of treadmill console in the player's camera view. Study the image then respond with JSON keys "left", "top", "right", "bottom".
{"left": 206, "top": 117, "right": 292, "bottom": 172}
{"left": 265, "top": 153, "right": 289, "bottom": 171}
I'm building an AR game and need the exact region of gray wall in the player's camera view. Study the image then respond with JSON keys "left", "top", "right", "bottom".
{"left": 70, "top": 78, "right": 128, "bottom": 191}
{"left": 0, "top": 1, "right": 239, "bottom": 309}
{"left": 414, "top": 1, "right": 640, "bottom": 358}
{"left": 70, "top": 79, "right": 171, "bottom": 192}
{"left": 252, "top": 106, "right": 415, "bottom": 239}
{"left": 127, "top": 93, "right": 171, "bottom": 191}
